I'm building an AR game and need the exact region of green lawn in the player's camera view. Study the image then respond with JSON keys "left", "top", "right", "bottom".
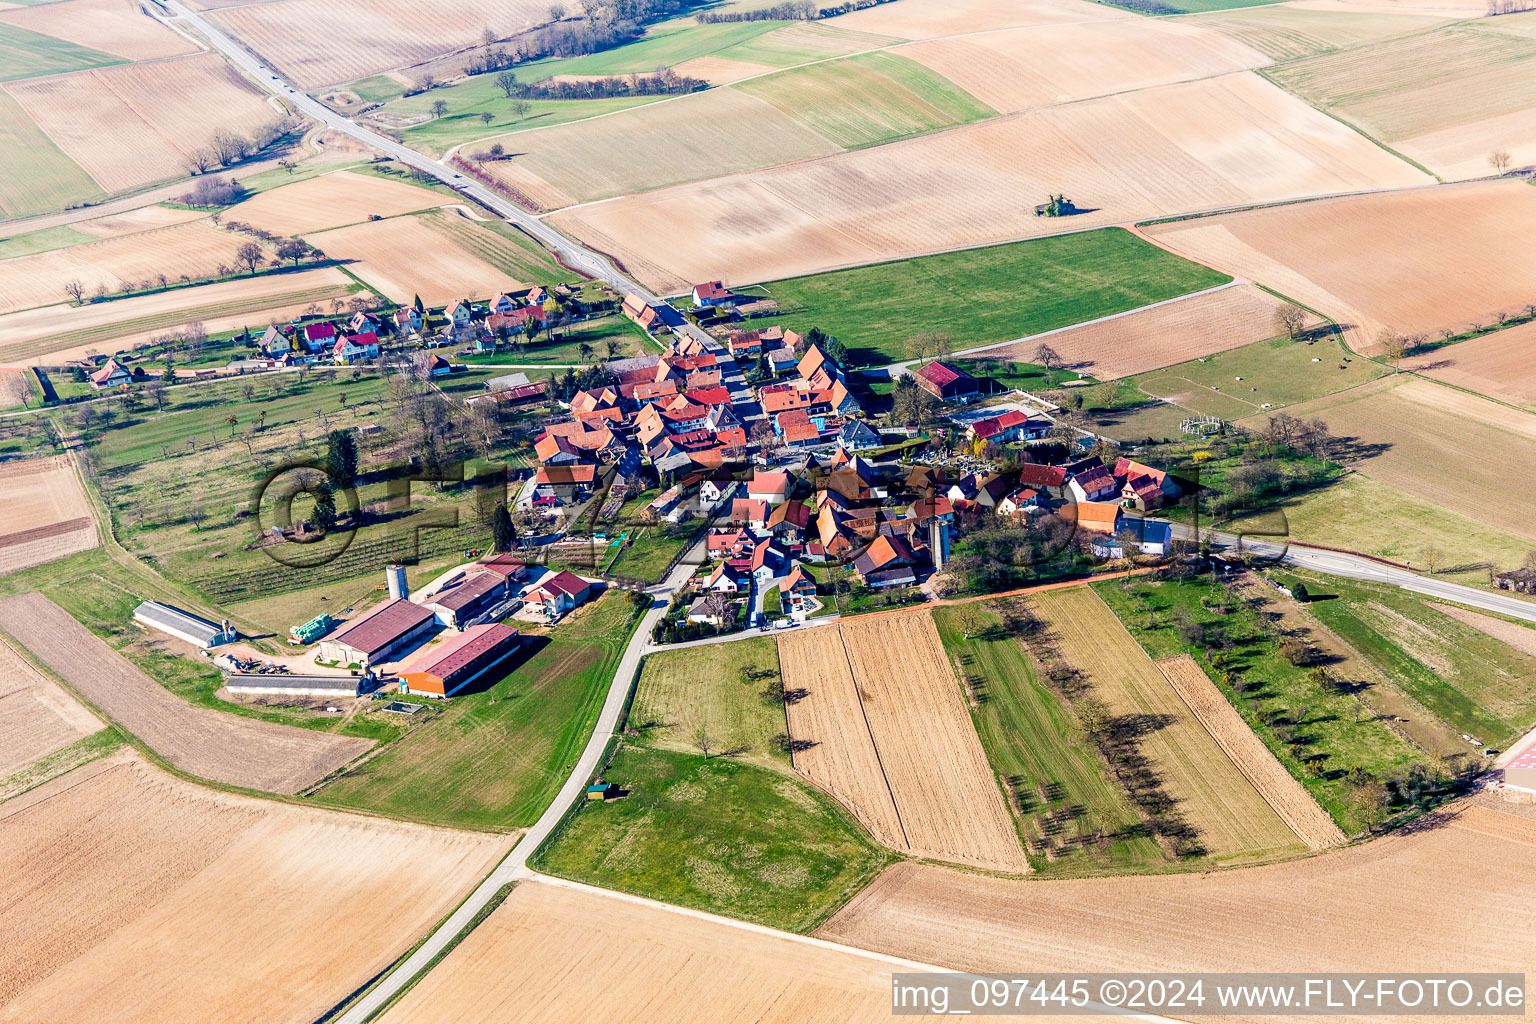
{"left": 350, "top": 74, "right": 405, "bottom": 103}
{"left": 0, "top": 22, "right": 122, "bottom": 81}
{"left": 311, "top": 591, "right": 641, "bottom": 829}
{"left": 404, "top": 95, "right": 667, "bottom": 155}
{"left": 1276, "top": 572, "right": 1536, "bottom": 748}
{"left": 762, "top": 585, "right": 782, "bottom": 617}
{"left": 630, "top": 637, "right": 786, "bottom": 767}
{"left": 932, "top": 604, "right": 1168, "bottom": 874}
{"left": 607, "top": 524, "right": 695, "bottom": 582}
{"left": 0, "top": 88, "right": 103, "bottom": 217}
{"left": 768, "top": 228, "right": 1231, "bottom": 367}
{"left": 1095, "top": 576, "right": 1422, "bottom": 834}
{"left": 1132, "top": 334, "right": 1387, "bottom": 421}
{"left": 737, "top": 51, "right": 994, "bottom": 150}
{"left": 456, "top": 315, "right": 647, "bottom": 365}
{"left": 532, "top": 742, "right": 889, "bottom": 931}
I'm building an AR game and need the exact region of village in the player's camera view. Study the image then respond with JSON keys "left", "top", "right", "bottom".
{"left": 104, "top": 274, "right": 1197, "bottom": 708}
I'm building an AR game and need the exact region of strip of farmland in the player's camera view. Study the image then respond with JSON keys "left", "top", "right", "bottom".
{"left": 1156, "top": 654, "right": 1344, "bottom": 850}
{"left": 1031, "top": 587, "right": 1303, "bottom": 863}
{"left": 0, "top": 592, "right": 372, "bottom": 794}
{"left": 0, "top": 636, "right": 102, "bottom": 776}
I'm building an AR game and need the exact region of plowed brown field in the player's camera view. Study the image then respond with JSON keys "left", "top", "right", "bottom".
{"left": 0, "top": 0, "right": 198, "bottom": 61}
{"left": 0, "top": 593, "right": 372, "bottom": 793}
{"left": 4, "top": 54, "right": 276, "bottom": 194}
{"left": 1156, "top": 655, "right": 1343, "bottom": 850}
{"left": 0, "top": 456, "right": 97, "bottom": 575}
{"left": 780, "top": 612, "right": 1028, "bottom": 873}
{"left": 229, "top": 170, "right": 448, "bottom": 235}
{"left": 973, "top": 283, "right": 1298, "bottom": 379}
{"left": 1403, "top": 320, "right": 1536, "bottom": 409}
{"left": 0, "top": 636, "right": 102, "bottom": 776}
{"left": 550, "top": 72, "right": 1429, "bottom": 293}
{"left": 0, "top": 752, "right": 508, "bottom": 1023}
{"left": 304, "top": 213, "right": 526, "bottom": 304}
{"left": 1033, "top": 588, "right": 1302, "bottom": 862}
{"left": 820, "top": 804, "right": 1536, "bottom": 1023}
{"left": 1144, "top": 180, "right": 1536, "bottom": 352}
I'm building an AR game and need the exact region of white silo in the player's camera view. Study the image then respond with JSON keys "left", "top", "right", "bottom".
{"left": 386, "top": 564, "right": 408, "bottom": 600}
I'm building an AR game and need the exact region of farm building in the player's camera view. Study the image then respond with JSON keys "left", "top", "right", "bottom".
{"left": 423, "top": 571, "right": 516, "bottom": 630}
{"left": 1506, "top": 743, "right": 1536, "bottom": 791}
{"left": 317, "top": 599, "right": 436, "bottom": 668}
{"left": 397, "top": 624, "right": 521, "bottom": 698}
{"left": 912, "top": 361, "right": 979, "bottom": 402}
{"left": 522, "top": 571, "right": 594, "bottom": 620}
{"left": 225, "top": 673, "right": 372, "bottom": 698}
{"left": 133, "top": 601, "right": 235, "bottom": 649}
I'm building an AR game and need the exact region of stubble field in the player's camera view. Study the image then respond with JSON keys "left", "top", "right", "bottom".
{"left": 818, "top": 803, "right": 1536, "bottom": 1021}
{"left": 0, "top": 0, "right": 198, "bottom": 62}
{"left": 1197, "top": 4, "right": 1453, "bottom": 63}
{"left": 4, "top": 53, "right": 277, "bottom": 194}
{"left": 1032, "top": 587, "right": 1302, "bottom": 863}
{"left": 826, "top": 0, "right": 1132, "bottom": 39}
{"left": 1144, "top": 180, "right": 1536, "bottom": 352}
{"left": 304, "top": 212, "right": 529, "bottom": 304}
{"left": 0, "top": 636, "right": 102, "bottom": 776}
{"left": 1155, "top": 654, "right": 1344, "bottom": 849}
{"left": 1242, "top": 376, "right": 1536, "bottom": 542}
{"left": 213, "top": 0, "right": 552, "bottom": 88}
{"left": 1402, "top": 320, "right": 1536, "bottom": 409}
{"left": 781, "top": 611, "right": 1029, "bottom": 873}
{"left": 0, "top": 88, "right": 104, "bottom": 217}
{"left": 975, "top": 283, "right": 1298, "bottom": 380}
{"left": 550, "top": 71, "right": 1429, "bottom": 293}
{"left": 0, "top": 592, "right": 374, "bottom": 793}
{"left": 228, "top": 169, "right": 449, "bottom": 235}
{"left": 0, "top": 456, "right": 98, "bottom": 576}
{"left": 0, "top": 752, "right": 509, "bottom": 1023}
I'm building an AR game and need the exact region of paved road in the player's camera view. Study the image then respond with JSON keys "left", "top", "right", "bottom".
{"left": 152, "top": 0, "right": 722, "bottom": 355}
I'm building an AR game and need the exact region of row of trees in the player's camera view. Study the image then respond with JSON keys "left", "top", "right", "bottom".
{"left": 184, "top": 118, "right": 299, "bottom": 177}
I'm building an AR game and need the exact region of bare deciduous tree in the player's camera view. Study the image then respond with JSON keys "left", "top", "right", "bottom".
{"left": 1489, "top": 149, "right": 1513, "bottom": 175}
{"left": 1276, "top": 303, "right": 1307, "bottom": 340}
{"left": 63, "top": 279, "right": 84, "bottom": 304}
{"left": 235, "top": 242, "right": 265, "bottom": 275}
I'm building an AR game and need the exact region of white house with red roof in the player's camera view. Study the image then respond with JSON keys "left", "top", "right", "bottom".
{"left": 333, "top": 331, "right": 380, "bottom": 364}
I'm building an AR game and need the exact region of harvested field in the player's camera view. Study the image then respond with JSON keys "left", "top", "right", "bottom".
{"left": 1156, "top": 655, "right": 1344, "bottom": 849}
{"left": 214, "top": 0, "right": 551, "bottom": 88}
{"left": 0, "top": 88, "right": 102, "bottom": 218}
{"left": 1267, "top": 15, "right": 1536, "bottom": 179}
{"left": 72, "top": 203, "right": 208, "bottom": 238}
{"left": 902, "top": 19, "right": 1267, "bottom": 114}
{"left": 1198, "top": 4, "right": 1453, "bottom": 62}
{"left": 305, "top": 213, "right": 527, "bottom": 305}
{"left": 819, "top": 803, "right": 1536, "bottom": 1020}
{"left": 0, "top": 0, "right": 198, "bottom": 61}
{"left": 0, "top": 266, "right": 358, "bottom": 366}
{"left": 0, "top": 592, "right": 373, "bottom": 793}
{"left": 1144, "top": 180, "right": 1536, "bottom": 352}
{"left": 971, "top": 283, "right": 1297, "bottom": 380}
{"left": 0, "top": 752, "right": 508, "bottom": 1023}
{"left": 4, "top": 53, "right": 276, "bottom": 194}
{"left": 0, "top": 636, "right": 102, "bottom": 776}
{"left": 379, "top": 880, "right": 904, "bottom": 1024}
{"left": 779, "top": 626, "right": 906, "bottom": 853}
{"left": 1033, "top": 587, "right": 1301, "bottom": 862}
{"left": 551, "top": 72, "right": 1429, "bottom": 293}
{"left": 486, "top": 87, "right": 844, "bottom": 205}
{"left": 673, "top": 54, "right": 778, "bottom": 85}
{"left": 827, "top": 0, "right": 1132, "bottom": 39}
{"left": 0, "top": 219, "right": 251, "bottom": 316}
{"left": 1403, "top": 321, "right": 1536, "bottom": 409}
{"left": 1242, "top": 376, "right": 1536, "bottom": 541}
{"left": 1431, "top": 604, "right": 1536, "bottom": 660}
{"left": 0, "top": 456, "right": 97, "bottom": 576}
{"left": 780, "top": 612, "right": 1028, "bottom": 873}
{"left": 228, "top": 169, "right": 449, "bottom": 235}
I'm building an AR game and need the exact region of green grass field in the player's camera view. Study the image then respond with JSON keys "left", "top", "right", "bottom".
{"left": 0, "top": 223, "right": 95, "bottom": 259}
{"left": 0, "top": 89, "right": 103, "bottom": 217}
{"left": 630, "top": 637, "right": 786, "bottom": 767}
{"left": 767, "top": 228, "right": 1232, "bottom": 366}
{"left": 1095, "top": 577, "right": 1422, "bottom": 833}
{"left": 737, "top": 51, "right": 994, "bottom": 150}
{"left": 401, "top": 95, "right": 666, "bottom": 155}
{"left": 1132, "top": 334, "right": 1386, "bottom": 421}
{"left": 717, "top": 20, "right": 901, "bottom": 65}
{"left": 0, "top": 22, "right": 122, "bottom": 82}
{"left": 312, "top": 592, "right": 641, "bottom": 829}
{"left": 932, "top": 604, "right": 1168, "bottom": 874}
{"left": 1276, "top": 573, "right": 1536, "bottom": 747}
{"left": 350, "top": 74, "right": 405, "bottom": 103}
{"left": 532, "top": 742, "right": 888, "bottom": 931}
{"left": 457, "top": 314, "right": 646, "bottom": 366}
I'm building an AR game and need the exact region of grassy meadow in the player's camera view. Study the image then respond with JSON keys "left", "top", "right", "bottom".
{"left": 629, "top": 637, "right": 786, "bottom": 768}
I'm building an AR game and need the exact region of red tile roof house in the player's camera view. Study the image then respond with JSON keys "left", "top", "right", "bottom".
{"left": 531, "top": 465, "right": 597, "bottom": 504}
{"left": 783, "top": 565, "right": 818, "bottom": 597}
{"left": 704, "top": 561, "right": 750, "bottom": 593}
{"left": 397, "top": 624, "right": 521, "bottom": 698}
{"left": 302, "top": 321, "right": 337, "bottom": 351}
{"left": 730, "top": 497, "right": 769, "bottom": 530}
{"left": 622, "top": 293, "right": 665, "bottom": 332}
{"left": 1114, "top": 458, "right": 1183, "bottom": 510}
{"left": 89, "top": 359, "right": 135, "bottom": 390}
{"left": 522, "top": 570, "right": 594, "bottom": 621}
{"left": 747, "top": 470, "right": 790, "bottom": 505}
{"left": 707, "top": 527, "right": 756, "bottom": 559}
{"left": 913, "top": 361, "right": 980, "bottom": 402}
{"left": 317, "top": 599, "right": 437, "bottom": 669}
{"left": 852, "top": 534, "right": 921, "bottom": 584}
{"left": 1065, "top": 457, "right": 1119, "bottom": 503}
{"left": 967, "top": 409, "right": 1046, "bottom": 444}
{"left": 692, "top": 281, "right": 732, "bottom": 307}
{"left": 1016, "top": 462, "right": 1070, "bottom": 499}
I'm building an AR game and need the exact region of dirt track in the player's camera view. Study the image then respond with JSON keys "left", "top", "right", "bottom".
{"left": 0, "top": 752, "right": 508, "bottom": 1022}
{"left": 0, "top": 593, "right": 371, "bottom": 793}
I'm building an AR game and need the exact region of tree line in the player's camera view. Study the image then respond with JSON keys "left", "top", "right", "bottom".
{"left": 497, "top": 67, "right": 706, "bottom": 101}
{"left": 695, "top": 0, "right": 899, "bottom": 21}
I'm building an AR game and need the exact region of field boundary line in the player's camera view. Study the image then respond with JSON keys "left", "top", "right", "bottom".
{"left": 837, "top": 625, "right": 912, "bottom": 850}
